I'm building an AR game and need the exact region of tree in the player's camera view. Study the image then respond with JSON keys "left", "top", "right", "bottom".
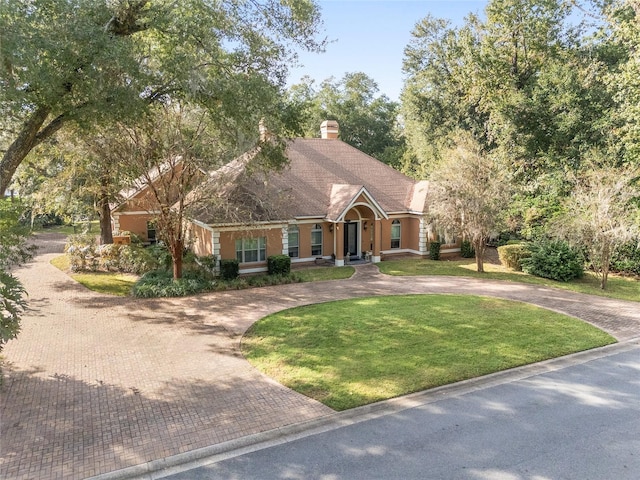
{"left": 603, "top": 0, "right": 640, "bottom": 164}
{"left": 92, "top": 105, "right": 212, "bottom": 280}
{"left": 11, "top": 130, "right": 124, "bottom": 243}
{"left": 401, "top": 14, "right": 488, "bottom": 174}
{"left": 0, "top": 199, "right": 35, "bottom": 353}
{"left": 289, "top": 73, "right": 405, "bottom": 165}
{"left": 0, "top": 0, "right": 324, "bottom": 193}
{"left": 93, "top": 102, "right": 290, "bottom": 280}
{"left": 401, "top": 0, "right": 624, "bottom": 239}
{"left": 427, "top": 133, "right": 512, "bottom": 272}
{"left": 555, "top": 159, "right": 640, "bottom": 289}
{"left": 401, "top": 1, "right": 604, "bottom": 177}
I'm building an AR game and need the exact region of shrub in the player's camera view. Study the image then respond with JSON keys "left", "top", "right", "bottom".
{"left": 460, "top": 240, "right": 475, "bottom": 258}
{"left": 487, "top": 231, "right": 513, "bottom": 247}
{"left": 147, "top": 244, "right": 173, "bottom": 270}
{"left": 65, "top": 234, "right": 99, "bottom": 272}
{"left": 610, "top": 241, "right": 640, "bottom": 276}
{"left": 118, "top": 245, "right": 163, "bottom": 274}
{"left": 267, "top": 255, "right": 291, "bottom": 275}
{"left": 429, "top": 241, "right": 441, "bottom": 260}
{"left": 98, "top": 243, "right": 123, "bottom": 271}
{"left": 195, "top": 254, "right": 218, "bottom": 280}
{"left": 497, "top": 243, "right": 531, "bottom": 271}
{"left": 220, "top": 259, "right": 240, "bottom": 280}
{"left": 132, "top": 270, "right": 214, "bottom": 298}
{"left": 521, "top": 240, "right": 584, "bottom": 282}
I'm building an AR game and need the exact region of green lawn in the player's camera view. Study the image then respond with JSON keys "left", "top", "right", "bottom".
{"left": 51, "top": 255, "right": 137, "bottom": 296}
{"left": 294, "top": 266, "right": 354, "bottom": 282}
{"left": 242, "top": 294, "right": 616, "bottom": 411}
{"left": 39, "top": 220, "right": 100, "bottom": 235}
{"left": 71, "top": 272, "right": 138, "bottom": 296}
{"left": 50, "top": 254, "right": 70, "bottom": 271}
{"left": 378, "top": 258, "right": 640, "bottom": 302}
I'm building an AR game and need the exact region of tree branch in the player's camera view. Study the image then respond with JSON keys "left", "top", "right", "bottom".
{"left": 33, "top": 114, "right": 67, "bottom": 147}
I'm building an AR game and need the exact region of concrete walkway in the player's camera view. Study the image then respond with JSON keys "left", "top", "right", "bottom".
{"left": 1, "top": 234, "right": 639, "bottom": 480}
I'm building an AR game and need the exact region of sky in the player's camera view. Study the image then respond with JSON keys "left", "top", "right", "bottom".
{"left": 289, "top": 0, "right": 489, "bottom": 101}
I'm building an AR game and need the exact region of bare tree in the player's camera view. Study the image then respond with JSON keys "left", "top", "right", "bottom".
{"left": 101, "top": 103, "right": 288, "bottom": 280}
{"left": 555, "top": 161, "right": 640, "bottom": 289}
{"left": 428, "top": 132, "right": 512, "bottom": 272}
{"left": 102, "top": 105, "right": 220, "bottom": 279}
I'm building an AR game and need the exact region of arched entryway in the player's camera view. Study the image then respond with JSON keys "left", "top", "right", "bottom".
{"left": 334, "top": 204, "right": 379, "bottom": 264}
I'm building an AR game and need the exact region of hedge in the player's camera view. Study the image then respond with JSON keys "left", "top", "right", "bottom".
{"left": 497, "top": 243, "right": 531, "bottom": 271}
{"left": 521, "top": 240, "right": 584, "bottom": 282}
{"left": 220, "top": 259, "right": 240, "bottom": 280}
{"left": 461, "top": 240, "right": 475, "bottom": 258}
{"left": 429, "top": 241, "right": 441, "bottom": 260}
{"left": 267, "top": 255, "right": 291, "bottom": 275}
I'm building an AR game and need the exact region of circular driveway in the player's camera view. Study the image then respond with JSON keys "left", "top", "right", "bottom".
{"left": 1, "top": 234, "right": 639, "bottom": 479}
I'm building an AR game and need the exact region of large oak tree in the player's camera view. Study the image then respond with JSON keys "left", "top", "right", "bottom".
{"left": 289, "top": 72, "right": 405, "bottom": 166}
{"left": 401, "top": 0, "right": 626, "bottom": 239}
{"left": 0, "top": 0, "right": 324, "bottom": 193}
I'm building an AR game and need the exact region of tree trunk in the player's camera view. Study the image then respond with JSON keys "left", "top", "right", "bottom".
{"left": 98, "top": 179, "right": 114, "bottom": 245}
{"left": 172, "top": 238, "right": 183, "bottom": 280}
{"left": 99, "top": 201, "right": 113, "bottom": 245}
{"left": 474, "top": 238, "right": 486, "bottom": 273}
{"left": 1, "top": 107, "right": 50, "bottom": 193}
{"left": 1, "top": 107, "right": 67, "bottom": 193}
{"left": 600, "top": 244, "right": 611, "bottom": 290}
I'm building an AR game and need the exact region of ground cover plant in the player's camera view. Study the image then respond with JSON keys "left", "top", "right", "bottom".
{"left": 242, "top": 295, "right": 616, "bottom": 411}
{"left": 378, "top": 258, "right": 640, "bottom": 302}
{"left": 52, "top": 252, "right": 354, "bottom": 296}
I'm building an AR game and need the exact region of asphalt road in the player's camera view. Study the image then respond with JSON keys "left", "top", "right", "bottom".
{"left": 157, "top": 344, "right": 640, "bottom": 480}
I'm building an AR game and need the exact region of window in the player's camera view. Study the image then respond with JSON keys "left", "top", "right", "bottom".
{"left": 288, "top": 225, "right": 299, "bottom": 258}
{"left": 311, "top": 223, "right": 323, "bottom": 256}
{"left": 235, "top": 237, "right": 266, "bottom": 263}
{"left": 438, "top": 231, "right": 456, "bottom": 245}
{"left": 147, "top": 221, "right": 157, "bottom": 244}
{"left": 390, "top": 220, "right": 401, "bottom": 249}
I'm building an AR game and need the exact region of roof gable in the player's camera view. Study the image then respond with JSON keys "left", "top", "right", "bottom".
{"left": 326, "top": 184, "right": 388, "bottom": 222}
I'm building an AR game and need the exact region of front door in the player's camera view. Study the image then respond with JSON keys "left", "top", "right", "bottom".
{"left": 344, "top": 222, "right": 358, "bottom": 258}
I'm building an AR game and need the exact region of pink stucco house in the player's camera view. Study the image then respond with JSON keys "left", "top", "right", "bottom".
{"left": 185, "top": 121, "right": 459, "bottom": 273}
{"left": 112, "top": 121, "right": 460, "bottom": 274}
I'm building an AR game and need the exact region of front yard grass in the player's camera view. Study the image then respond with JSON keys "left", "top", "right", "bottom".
{"left": 294, "top": 266, "right": 354, "bottom": 282}
{"left": 378, "top": 258, "right": 640, "bottom": 302}
{"left": 242, "top": 294, "right": 616, "bottom": 411}
{"left": 38, "top": 220, "right": 100, "bottom": 235}
{"left": 71, "top": 272, "right": 138, "bottom": 296}
{"left": 50, "top": 255, "right": 137, "bottom": 296}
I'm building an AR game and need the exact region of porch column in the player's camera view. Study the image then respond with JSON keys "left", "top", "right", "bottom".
{"left": 112, "top": 213, "right": 120, "bottom": 233}
{"left": 212, "top": 231, "right": 221, "bottom": 271}
{"left": 372, "top": 218, "right": 382, "bottom": 263}
{"left": 335, "top": 222, "right": 345, "bottom": 266}
{"left": 281, "top": 225, "right": 289, "bottom": 255}
{"left": 419, "top": 217, "right": 429, "bottom": 257}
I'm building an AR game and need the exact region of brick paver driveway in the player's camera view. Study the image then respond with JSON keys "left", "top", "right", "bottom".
{"left": 1, "top": 233, "right": 639, "bottom": 479}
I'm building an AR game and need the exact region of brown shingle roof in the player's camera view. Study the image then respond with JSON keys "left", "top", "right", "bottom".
{"left": 269, "top": 138, "right": 425, "bottom": 217}
{"left": 189, "top": 138, "right": 427, "bottom": 225}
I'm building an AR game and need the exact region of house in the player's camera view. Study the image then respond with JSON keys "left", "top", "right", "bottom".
{"left": 184, "top": 121, "right": 460, "bottom": 273}
{"left": 111, "top": 159, "right": 205, "bottom": 244}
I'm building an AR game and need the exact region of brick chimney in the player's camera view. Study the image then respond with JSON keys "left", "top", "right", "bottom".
{"left": 320, "top": 120, "right": 339, "bottom": 139}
